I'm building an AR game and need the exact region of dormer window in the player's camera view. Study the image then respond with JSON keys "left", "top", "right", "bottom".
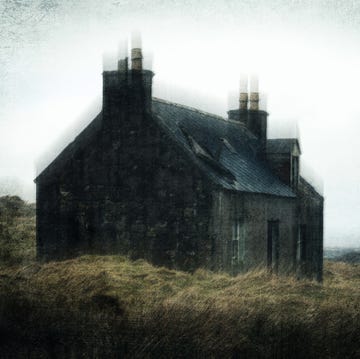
{"left": 180, "top": 127, "right": 236, "bottom": 183}
{"left": 266, "top": 138, "right": 301, "bottom": 189}
{"left": 219, "top": 138, "right": 237, "bottom": 154}
{"left": 291, "top": 155, "right": 299, "bottom": 189}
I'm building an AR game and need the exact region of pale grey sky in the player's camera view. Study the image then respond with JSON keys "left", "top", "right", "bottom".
{"left": 0, "top": 0, "right": 360, "bottom": 247}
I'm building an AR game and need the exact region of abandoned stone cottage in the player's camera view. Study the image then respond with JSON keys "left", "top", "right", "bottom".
{"left": 35, "top": 44, "right": 324, "bottom": 280}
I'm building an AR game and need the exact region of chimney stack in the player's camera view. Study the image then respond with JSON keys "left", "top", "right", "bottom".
{"left": 102, "top": 32, "right": 154, "bottom": 124}
{"left": 248, "top": 75, "right": 267, "bottom": 156}
{"left": 239, "top": 75, "right": 248, "bottom": 111}
{"left": 228, "top": 73, "right": 267, "bottom": 156}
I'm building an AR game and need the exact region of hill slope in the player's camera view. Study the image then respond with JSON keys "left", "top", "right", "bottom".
{"left": 336, "top": 251, "right": 360, "bottom": 264}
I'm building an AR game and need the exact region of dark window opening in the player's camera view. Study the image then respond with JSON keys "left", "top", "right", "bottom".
{"left": 180, "top": 126, "right": 236, "bottom": 183}
{"left": 232, "top": 218, "right": 245, "bottom": 273}
{"left": 232, "top": 240, "right": 239, "bottom": 263}
{"left": 291, "top": 155, "right": 299, "bottom": 189}
{"left": 267, "top": 220, "right": 279, "bottom": 272}
{"left": 216, "top": 137, "right": 237, "bottom": 159}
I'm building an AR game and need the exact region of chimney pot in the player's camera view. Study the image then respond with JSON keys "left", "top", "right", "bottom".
{"left": 239, "top": 75, "right": 248, "bottom": 111}
{"left": 249, "top": 75, "right": 259, "bottom": 110}
{"left": 249, "top": 92, "right": 259, "bottom": 110}
{"left": 239, "top": 92, "right": 248, "bottom": 111}
{"left": 131, "top": 31, "right": 143, "bottom": 70}
{"left": 118, "top": 58, "right": 128, "bottom": 72}
{"left": 131, "top": 48, "right": 143, "bottom": 70}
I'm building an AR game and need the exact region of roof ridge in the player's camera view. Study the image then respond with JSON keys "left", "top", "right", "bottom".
{"left": 152, "top": 97, "right": 226, "bottom": 122}
{"left": 152, "top": 97, "right": 257, "bottom": 141}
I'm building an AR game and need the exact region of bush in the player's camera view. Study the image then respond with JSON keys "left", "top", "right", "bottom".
{"left": 0, "top": 196, "right": 36, "bottom": 264}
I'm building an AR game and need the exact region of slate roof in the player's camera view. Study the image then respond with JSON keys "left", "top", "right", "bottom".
{"left": 267, "top": 138, "right": 301, "bottom": 154}
{"left": 152, "top": 98, "right": 295, "bottom": 197}
{"left": 36, "top": 97, "right": 296, "bottom": 198}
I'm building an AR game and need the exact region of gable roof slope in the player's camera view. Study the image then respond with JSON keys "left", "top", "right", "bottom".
{"left": 152, "top": 98, "right": 295, "bottom": 198}
{"left": 35, "top": 98, "right": 295, "bottom": 198}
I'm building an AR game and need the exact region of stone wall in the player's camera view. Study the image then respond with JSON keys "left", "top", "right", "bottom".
{"left": 210, "top": 190, "right": 297, "bottom": 275}
{"left": 297, "top": 178, "right": 324, "bottom": 281}
{"left": 36, "top": 106, "right": 215, "bottom": 271}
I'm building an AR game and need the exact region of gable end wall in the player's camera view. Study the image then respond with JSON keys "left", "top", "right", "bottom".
{"left": 36, "top": 111, "right": 215, "bottom": 271}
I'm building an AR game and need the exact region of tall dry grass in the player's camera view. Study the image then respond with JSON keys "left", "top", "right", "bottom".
{"left": 0, "top": 197, "right": 359, "bottom": 357}
{"left": 0, "top": 255, "right": 359, "bottom": 358}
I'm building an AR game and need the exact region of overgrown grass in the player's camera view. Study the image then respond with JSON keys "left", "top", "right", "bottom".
{"left": 0, "top": 255, "right": 359, "bottom": 358}
{"left": 0, "top": 196, "right": 359, "bottom": 358}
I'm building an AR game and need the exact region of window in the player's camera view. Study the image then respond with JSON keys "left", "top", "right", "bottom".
{"left": 267, "top": 220, "right": 280, "bottom": 272}
{"left": 218, "top": 192, "right": 223, "bottom": 214}
{"left": 232, "top": 239, "right": 239, "bottom": 260}
{"left": 219, "top": 138, "right": 237, "bottom": 154}
{"left": 291, "top": 155, "right": 299, "bottom": 189}
{"left": 180, "top": 126, "right": 236, "bottom": 183}
{"left": 297, "top": 224, "right": 307, "bottom": 262}
{"left": 232, "top": 218, "right": 245, "bottom": 266}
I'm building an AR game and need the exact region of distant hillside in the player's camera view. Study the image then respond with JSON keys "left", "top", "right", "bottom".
{"left": 325, "top": 247, "right": 360, "bottom": 264}
{"left": 0, "top": 195, "right": 35, "bottom": 263}
{"left": 334, "top": 251, "right": 360, "bottom": 264}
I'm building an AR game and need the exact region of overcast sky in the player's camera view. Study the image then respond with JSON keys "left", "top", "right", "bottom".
{"left": 0, "top": 0, "right": 359, "bottom": 247}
